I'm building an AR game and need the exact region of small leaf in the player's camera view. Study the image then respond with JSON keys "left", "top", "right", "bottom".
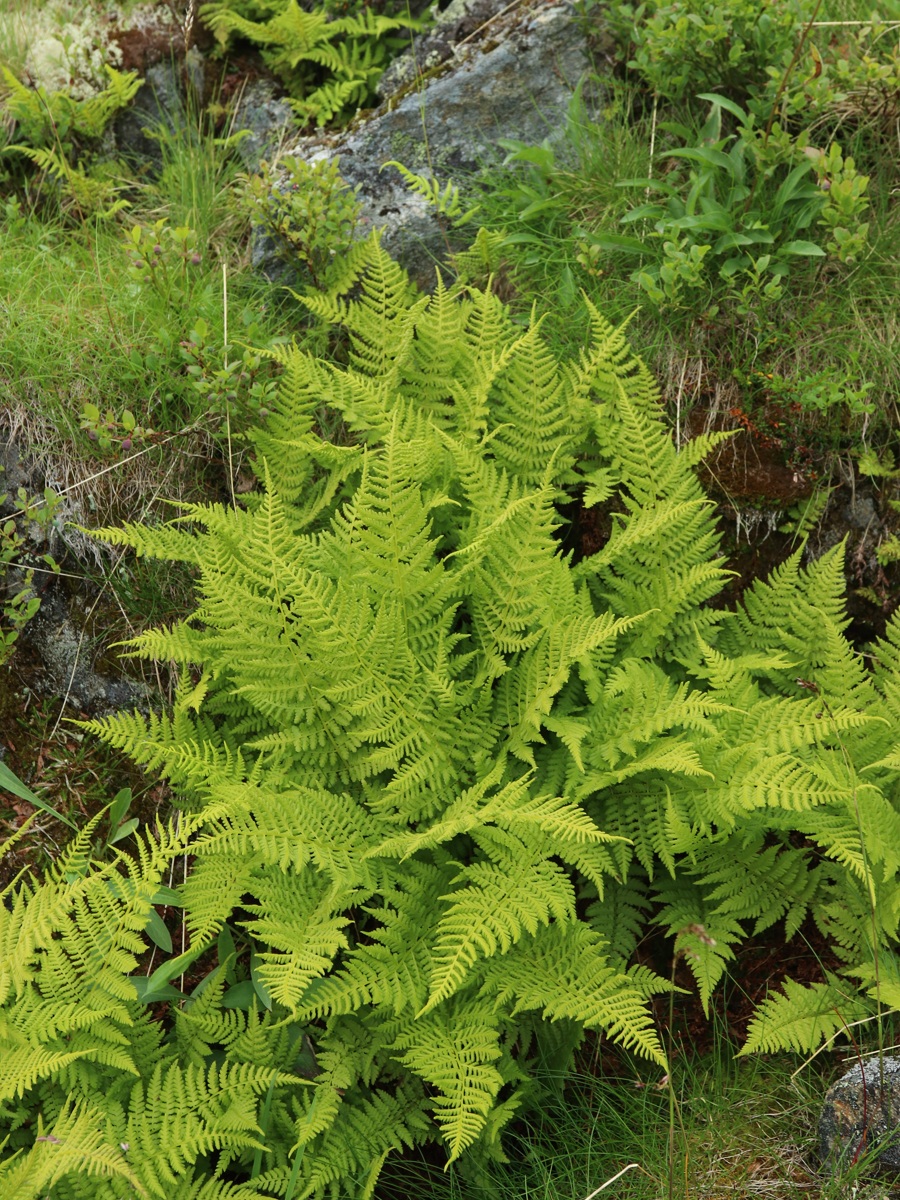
{"left": 251, "top": 950, "right": 274, "bottom": 1011}
{"left": 780, "top": 240, "right": 826, "bottom": 257}
{"left": 145, "top": 939, "right": 209, "bottom": 993}
{"left": 108, "top": 787, "right": 132, "bottom": 829}
{"left": 131, "top": 976, "right": 186, "bottom": 1003}
{"left": 696, "top": 92, "right": 749, "bottom": 122}
{"left": 145, "top": 909, "right": 173, "bottom": 953}
{"left": 0, "top": 759, "right": 78, "bottom": 830}
{"left": 218, "top": 923, "right": 237, "bottom": 962}
{"left": 109, "top": 817, "right": 140, "bottom": 844}
{"left": 223, "top": 980, "right": 256, "bottom": 1010}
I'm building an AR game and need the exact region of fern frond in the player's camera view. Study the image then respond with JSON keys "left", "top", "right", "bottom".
{"left": 394, "top": 998, "right": 503, "bottom": 1160}
{"left": 479, "top": 922, "right": 667, "bottom": 1065}
{"left": 424, "top": 846, "right": 576, "bottom": 1012}
{"left": 653, "top": 875, "right": 744, "bottom": 1013}
{"left": 740, "top": 976, "right": 873, "bottom": 1055}
{"left": 0, "top": 1097, "right": 141, "bottom": 1198}
{"left": 382, "top": 161, "right": 474, "bottom": 223}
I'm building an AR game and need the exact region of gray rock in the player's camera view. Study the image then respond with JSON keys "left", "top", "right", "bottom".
{"left": 113, "top": 59, "right": 186, "bottom": 168}
{"left": 229, "top": 78, "right": 296, "bottom": 173}
{"left": 260, "top": 0, "right": 596, "bottom": 291}
{"left": 844, "top": 491, "right": 880, "bottom": 531}
{"left": 22, "top": 588, "right": 151, "bottom": 719}
{"left": 820, "top": 1056, "right": 900, "bottom": 1175}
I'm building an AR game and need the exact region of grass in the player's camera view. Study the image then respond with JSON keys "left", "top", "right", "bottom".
{"left": 381, "top": 1044, "right": 900, "bottom": 1199}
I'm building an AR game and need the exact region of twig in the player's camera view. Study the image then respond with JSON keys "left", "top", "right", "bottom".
{"left": 645, "top": 93, "right": 658, "bottom": 201}
{"left": 5, "top": 416, "right": 215, "bottom": 522}
{"left": 452, "top": 0, "right": 527, "bottom": 55}
{"left": 581, "top": 1163, "right": 641, "bottom": 1199}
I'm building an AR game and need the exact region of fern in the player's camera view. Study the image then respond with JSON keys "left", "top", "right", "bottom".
{"left": 741, "top": 976, "right": 874, "bottom": 1055}
{"left": 2, "top": 64, "right": 140, "bottom": 216}
{"left": 383, "top": 160, "right": 480, "bottom": 226}
{"left": 17, "top": 233, "right": 900, "bottom": 1194}
{"left": 200, "top": 0, "right": 416, "bottom": 126}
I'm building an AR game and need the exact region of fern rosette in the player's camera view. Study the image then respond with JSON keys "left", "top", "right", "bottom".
{"left": 9, "top": 233, "right": 900, "bottom": 1195}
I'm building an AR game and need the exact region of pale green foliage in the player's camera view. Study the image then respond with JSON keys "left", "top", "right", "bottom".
{"left": 0, "top": 813, "right": 307, "bottom": 1199}
{"left": 1, "top": 63, "right": 140, "bottom": 148}
{"left": 10, "top": 233, "right": 900, "bottom": 1192}
{"left": 1, "top": 64, "right": 140, "bottom": 215}
{"left": 383, "top": 161, "right": 480, "bottom": 226}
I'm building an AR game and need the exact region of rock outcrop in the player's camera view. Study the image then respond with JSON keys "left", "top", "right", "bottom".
{"left": 249, "top": 0, "right": 596, "bottom": 290}
{"left": 820, "top": 1057, "right": 900, "bottom": 1175}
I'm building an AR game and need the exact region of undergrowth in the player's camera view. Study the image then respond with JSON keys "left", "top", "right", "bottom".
{"left": 468, "top": 0, "right": 900, "bottom": 472}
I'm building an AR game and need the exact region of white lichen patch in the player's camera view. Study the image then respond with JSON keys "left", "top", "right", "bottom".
{"left": 14, "top": 2, "right": 123, "bottom": 100}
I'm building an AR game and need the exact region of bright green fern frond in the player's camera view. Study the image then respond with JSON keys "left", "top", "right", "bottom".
{"left": 740, "top": 976, "right": 873, "bottom": 1056}
{"left": 486, "top": 314, "right": 585, "bottom": 490}
{"left": 241, "top": 869, "right": 354, "bottom": 1011}
{"left": 693, "top": 835, "right": 821, "bottom": 938}
{"left": 393, "top": 996, "right": 503, "bottom": 1161}
{"left": 585, "top": 872, "right": 652, "bottom": 968}
{"left": 479, "top": 922, "right": 667, "bottom": 1066}
{"left": 424, "top": 847, "right": 576, "bottom": 1012}
{"left": 653, "top": 875, "right": 744, "bottom": 1013}
{"left": 0, "top": 1096, "right": 140, "bottom": 1199}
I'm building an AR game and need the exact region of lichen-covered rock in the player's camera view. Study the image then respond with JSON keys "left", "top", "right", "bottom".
{"left": 265, "top": 0, "right": 595, "bottom": 290}
{"left": 22, "top": 588, "right": 151, "bottom": 718}
{"left": 820, "top": 1057, "right": 900, "bottom": 1174}
{"left": 20, "top": 0, "right": 124, "bottom": 100}
{"left": 229, "top": 78, "right": 296, "bottom": 173}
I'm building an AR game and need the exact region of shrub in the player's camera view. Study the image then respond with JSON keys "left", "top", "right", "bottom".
{"left": 590, "top": 96, "right": 869, "bottom": 312}
{"left": 607, "top": 0, "right": 809, "bottom": 103}
{"left": 239, "top": 155, "right": 362, "bottom": 291}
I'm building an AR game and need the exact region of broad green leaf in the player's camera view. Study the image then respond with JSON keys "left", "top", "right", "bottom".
{"left": 0, "top": 759, "right": 78, "bottom": 830}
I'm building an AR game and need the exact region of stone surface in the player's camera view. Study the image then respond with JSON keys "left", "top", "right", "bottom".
{"left": 229, "top": 78, "right": 296, "bottom": 173}
{"left": 110, "top": 7, "right": 189, "bottom": 167}
{"left": 263, "top": 0, "right": 595, "bottom": 291}
{"left": 820, "top": 1057, "right": 900, "bottom": 1174}
{"left": 21, "top": 587, "right": 151, "bottom": 718}
{"left": 1, "top": 437, "right": 150, "bottom": 719}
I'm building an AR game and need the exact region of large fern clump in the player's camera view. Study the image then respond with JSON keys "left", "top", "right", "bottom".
{"left": 7, "top": 234, "right": 900, "bottom": 1194}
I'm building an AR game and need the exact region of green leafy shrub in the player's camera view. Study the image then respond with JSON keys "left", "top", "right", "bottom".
{"left": 7, "top": 236, "right": 900, "bottom": 1193}
{"left": 106, "top": 217, "right": 283, "bottom": 439}
{"left": 808, "top": 141, "right": 870, "bottom": 264}
{"left": 200, "top": 0, "right": 419, "bottom": 126}
{"left": 607, "top": 0, "right": 809, "bottom": 103}
{"left": 762, "top": 16, "right": 900, "bottom": 133}
{"left": 240, "top": 155, "right": 362, "bottom": 290}
{"left": 592, "top": 97, "right": 868, "bottom": 311}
